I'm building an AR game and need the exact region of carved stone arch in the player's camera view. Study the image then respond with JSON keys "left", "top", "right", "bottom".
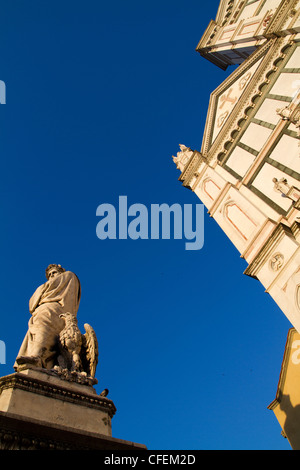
{"left": 251, "top": 92, "right": 263, "bottom": 106}
{"left": 230, "top": 128, "right": 240, "bottom": 140}
{"left": 265, "top": 67, "right": 277, "bottom": 82}
{"left": 201, "top": 177, "right": 222, "bottom": 202}
{"left": 245, "top": 104, "right": 255, "bottom": 115}
{"left": 237, "top": 116, "right": 247, "bottom": 128}
{"left": 224, "top": 139, "right": 233, "bottom": 151}
{"left": 285, "top": 269, "right": 300, "bottom": 315}
{"left": 222, "top": 199, "right": 258, "bottom": 242}
{"left": 258, "top": 80, "right": 269, "bottom": 93}
{"left": 295, "top": 285, "right": 300, "bottom": 313}
{"left": 217, "top": 152, "right": 226, "bottom": 164}
{"left": 273, "top": 55, "right": 285, "bottom": 68}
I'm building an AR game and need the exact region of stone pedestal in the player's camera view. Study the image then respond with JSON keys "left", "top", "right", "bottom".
{"left": 0, "top": 369, "right": 146, "bottom": 450}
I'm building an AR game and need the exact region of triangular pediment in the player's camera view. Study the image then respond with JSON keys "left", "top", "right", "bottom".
{"left": 211, "top": 58, "right": 263, "bottom": 143}
{"left": 200, "top": 43, "right": 270, "bottom": 156}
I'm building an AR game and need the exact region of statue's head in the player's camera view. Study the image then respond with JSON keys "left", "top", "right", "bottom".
{"left": 45, "top": 264, "right": 66, "bottom": 280}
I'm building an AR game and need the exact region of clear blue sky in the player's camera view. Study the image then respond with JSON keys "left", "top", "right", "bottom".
{"left": 0, "top": 0, "right": 292, "bottom": 450}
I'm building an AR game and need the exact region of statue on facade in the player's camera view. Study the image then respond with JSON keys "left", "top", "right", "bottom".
{"left": 14, "top": 264, "right": 98, "bottom": 384}
{"left": 172, "top": 144, "right": 194, "bottom": 171}
{"left": 276, "top": 90, "right": 300, "bottom": 140}
{"left": 272, "top": 177, "right": 300, "bottom": 203}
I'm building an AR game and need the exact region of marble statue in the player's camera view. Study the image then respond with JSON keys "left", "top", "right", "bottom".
{"left": 14, "top": 264, "right": 98, "bottom": 383}
{"left": 172, "top": 144, "right": 194, "bottom": 171}
{"left": 272, "top": 177, "right": 300, "bottom": 202}
{"left": 272, "top": 177, "right": 293, "bottom": 197}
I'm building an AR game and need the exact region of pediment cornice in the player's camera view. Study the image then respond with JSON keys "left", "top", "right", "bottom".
{"left": 201, "top": 36, "right": 293, "bottom": 165}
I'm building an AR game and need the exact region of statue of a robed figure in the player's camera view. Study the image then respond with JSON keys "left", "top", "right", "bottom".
{"left": 0, "top": 264, "right": 146, "bottom": 449}
{"left": 14, "top": 264, "right": 98, "bottom": 384}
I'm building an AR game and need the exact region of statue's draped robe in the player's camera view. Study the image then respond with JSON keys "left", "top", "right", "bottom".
{"left": 15, "top": 271, "right": 81, "bottom": 369}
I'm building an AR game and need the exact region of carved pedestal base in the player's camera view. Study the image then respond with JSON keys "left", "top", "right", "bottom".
{"left": 0, "top": 369, "right": 146, "bottom": 450}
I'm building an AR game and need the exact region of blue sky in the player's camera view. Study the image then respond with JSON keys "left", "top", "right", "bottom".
{"left": 0, "top": 0, "right": 292, "bottom": 450}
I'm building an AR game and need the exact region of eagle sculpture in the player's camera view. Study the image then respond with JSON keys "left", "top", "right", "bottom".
{"left": 57, "top": 312, "right": 98, "bottom": 378}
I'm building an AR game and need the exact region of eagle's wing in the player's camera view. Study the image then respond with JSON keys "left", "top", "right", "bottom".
{"left": 81, "top": 323, "right": 98, "bottom": 377}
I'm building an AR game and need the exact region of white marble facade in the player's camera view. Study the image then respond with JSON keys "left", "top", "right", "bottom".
{"left": 175, "top": 0, "right": 300, "bottom": 333}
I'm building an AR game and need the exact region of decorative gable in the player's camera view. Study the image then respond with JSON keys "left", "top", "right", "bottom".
{"left": 211, "top": 57, "right": 264, "bottom": 144}
{"left": 201, "top": 43, "right": 270, "bottom": 157}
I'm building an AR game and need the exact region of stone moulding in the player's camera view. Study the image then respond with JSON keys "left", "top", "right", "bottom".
{"left": 264, "top": 0, "right": 300, "bottom": 37}
{"left": 243, "top": 222, "right": 297, "bottom": 279}
{"left": 201, "top": 36, "right": 292, "bottom": 163}
{"left": 0, "top": 372, "right": 116, "bottom": 418}
{"left": 0, "top": 411, "right": 146, "bottom": 450}
{"left": 0, "top": 370, "right": 148, "bottom": 450}
{"left": 179, "top": 151, "right": 206, "bottom": 189}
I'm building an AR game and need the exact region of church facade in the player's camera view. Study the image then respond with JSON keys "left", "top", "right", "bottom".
{"left": 173, "top": 0, "right": 300, "bottom": 331}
